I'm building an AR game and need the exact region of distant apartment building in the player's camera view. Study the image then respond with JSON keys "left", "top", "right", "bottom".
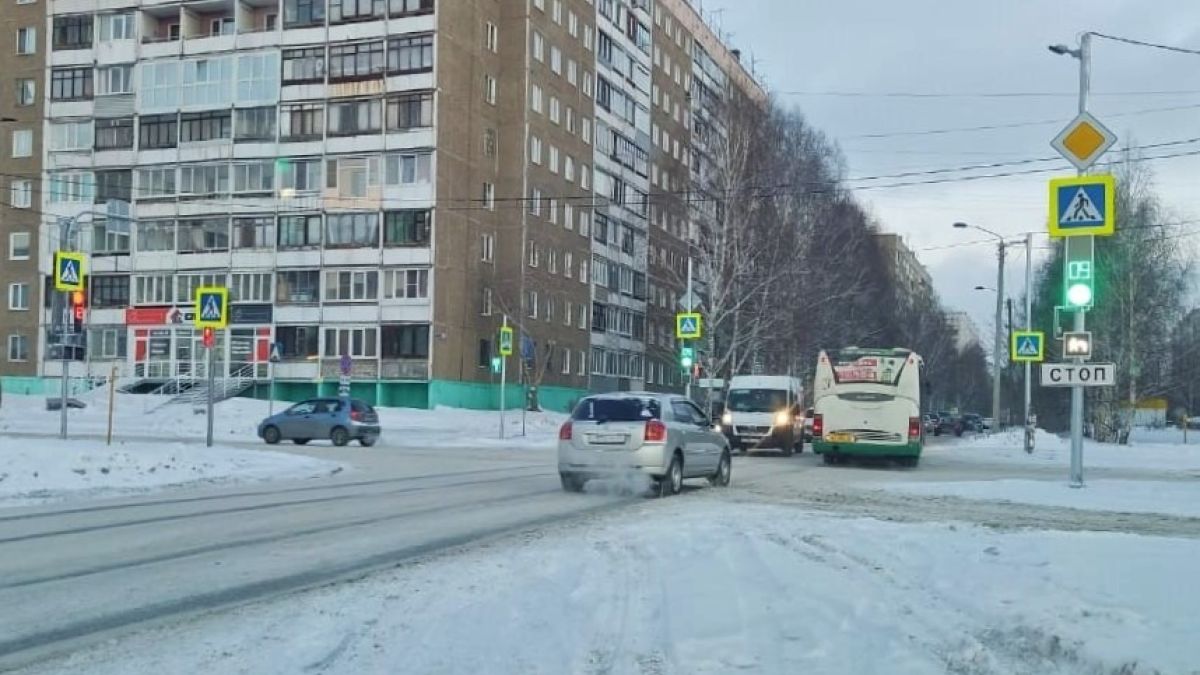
{"left": 12, "top": 0, "right": 761, "bottom": 410}
{"left": 947, "top": 311, "right": 983, "bottom": 354}
{"left": 0, "top": 1, "right": 45, "bottom": 379}
{"left": 875, "top": 233, "right": 932, "bottom": 304}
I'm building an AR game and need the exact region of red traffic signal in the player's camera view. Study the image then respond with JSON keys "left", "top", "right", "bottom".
{"left": 202, "top": 327, "right": 215, "bottom": 348}
{"left": 70, "top": 290, "right": 85, "bottom": 330}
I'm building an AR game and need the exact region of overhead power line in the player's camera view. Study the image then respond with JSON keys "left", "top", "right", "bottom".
{"left": 779, "top": 88, "right": 1200, "bottom": 99}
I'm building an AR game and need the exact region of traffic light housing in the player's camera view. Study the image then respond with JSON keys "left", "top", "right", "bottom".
{"left": 1064, "top": 237, "right": 1094, "bottom": 310}
{"left": 680, "top": 346, "right": 694, "bottom": 369}
{"left": 70, "top": 290, "right": 85, "bottom": 333}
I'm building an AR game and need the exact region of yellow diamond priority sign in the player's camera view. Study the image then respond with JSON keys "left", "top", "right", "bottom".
{"left": 1051, "top": 112, "right": 1117, "bottom": 172}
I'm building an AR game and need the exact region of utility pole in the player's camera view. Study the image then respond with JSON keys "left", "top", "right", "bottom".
{"left": 57, "top": 217, "right": 77, "bottom": 439}
{"left": 1024, "top": 232, "right": 1035, "bottom": 452}
{"left": 991, "top": 241, "right": 1005, "bottom": 430}
{"left": 1069, "top": 33, "right": 1092, "bottom": 488}
{"left": 500, "top": 315, "right": 508, "bottom": 440}
{"left": 685, "top": 256, "right": 694, "bottom": 401}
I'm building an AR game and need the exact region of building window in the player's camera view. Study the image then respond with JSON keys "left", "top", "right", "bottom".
{"left": 15, "top": 79, "right": 35, "bottom": 107}
{"left": 330, "top": 0, "right": 385, "bottom": 23}
{"left": 383, "top": 152, "right": 431, "bottom": 185}
{"left": 383, "top": 210, "right": 430, "bottom": 246}
{"left": 91, "top": 218, "right": 132, "bottom": 254}
{"left": 16, "top": 27, "right": 36, "bottom": 55}
{"left": 483, "top": 74, "right": 497, "bottom": 105}
{"left": 233, "top": 216, "right": 275, "bottom": 249}
{"left": 9, "top": 232, "right": 30, "bottom": 260}
{"left": 236, "top": 52, "right": 279, "bottom": 102}
{"left": 481, "top": 288, "right": 493, "bottom": 316}
{"left": 51, "top": 67, "right": 93, "bottom": 101}
{"left": 95, "top": 169, "right": 132, "bottom": 202}
{"left": 90, "top": 275, "right": 130, "bottom": 308}
{"left": 323, "top": 327, "right": 377, "bottom": 358}
{"left": 11, "top": 130, "right": 32, "bottom": 158}
{"left": 276, "top": 325, "right": 319, "bottom": 359}
{"left": 485, "top": 22, "right": 498, "bottom": 53}
{"left": 278, "top": 214, "right": 322, "bottom": 248}
{"left": 98, "top": 13, "right": 136, "bottom": 42}
{"left": 282, "top": 47, "right": 325, "bottom": 84}
{"left": 278, "top": 158, "right": 322, "bottom": 194}
{"left": 388, "top": 0, "right": 433, "bottom": 17}
{"left": 178, "top": 164, "right": 229, "bottom": 197}
{"left": 483, "top": 128, "right": 497, "bottom": 157}
{"left": 232, "top": 161, "right": 275, "bottom": 194}
{"left": 49, "top": 121, "right": 93, "bottom": 152}
{"left": 133, "top": 274, "right": 173, "bottom": 305}
{"left": 235, "top": 106, "right": 277, "bottom": 142}
{"left": 49, "top": 172, "right": 94, "bottom": 203}
{"left": 381, "top": 323, "right": 428, "bottom": 359}
{"left": 10, "top": 179, "right": 32, "bottom": 208}
{"left": 280, "top": 103, "right": 324, "bottom": 141}
{"left": 325, "top": 270, "right": 379, "bottom": 302}
{"left": 386, "top": 92, "right": 433, "bottom": 130}
{"left": 88, "top": 327, "right": 127, "bottom": 359}
{"left": 532, "top": 31, "right": 544, "bottom": 62}
{"left": 127, "top": 221, "right": 162, "bottom": 255}
{"left": 387, "top": 34, "right": 433, "bottom": 74}
{"left": 326, "top": 156, "right": 380, "bottom": 199}
{"left": 482, "top": 182, "right": 495, "bottom": 210}
{"left": 53, "top": 14, "right": 94, "bottom": 50}
{"left": 138, "top": 114, "right": 178, "bottom": 149}
{"left": 97, "top": 65, "right": 133, "bottom": 95}
{"left": 328, "top": 98, "right": 382, "bottom": 136}
{"left": 480, "top": 233, "right": 494, "bottom": 262}
{"left": 177, "top": 218, "right": 229, "bottom": 253}
{"left": 530, "top": 83, "right": 543, "bottom": 114}
{"left": 7, "top": 335, "right": 29, "bottom": 362}
{"left": 276, "top": 270, "right": 321, "bottom": 303}
{"left": 329, "top": 41, "right": 385, "bottom": 80}
{"left": 94, "top": 118, "right": 134, "bottom": 150}
{"left": 382, "top": 268, "right": 428, "bottom": 300}
{"left": 136, "top": 167, "right": 176, "bottom": 200}
{"left": 8, "top": 283, "right": 30, "bottom": 310}
{"left": 180, "top": 110, "right": 232, "bottom": 143}
{"left": 174, "top": 273, "right": 227, "bottom": 304}
{"left": 325, "top": 212, "right": 378, "bottom": 248}
{"left": 283, "top": 0, "right": 326, "bottom": 27}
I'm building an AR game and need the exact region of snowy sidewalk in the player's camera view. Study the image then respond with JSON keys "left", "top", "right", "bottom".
{"left": 20, "top": 498, "right": 1199, "bottom": 675}
{"left": 0, "top": 438, "right": 343, "bottom": 509}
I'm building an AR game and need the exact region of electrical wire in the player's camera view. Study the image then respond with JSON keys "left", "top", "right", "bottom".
{"left": 778, "top": 88, "right": 1200, "bottom": 99}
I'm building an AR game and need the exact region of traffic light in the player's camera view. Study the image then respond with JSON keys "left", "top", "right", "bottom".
{"left": 680, "top": 346, "right": 695, "bottom": 369}
{"left": 1065, "top": 259, "right": 1094, "bottom": 309}
{"left": 70, "top": 290, "right": 85, "bottom": 333}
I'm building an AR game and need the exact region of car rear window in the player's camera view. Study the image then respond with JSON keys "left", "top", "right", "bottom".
{"left": 572, "top": 397, "right": 661, "bottom": 422}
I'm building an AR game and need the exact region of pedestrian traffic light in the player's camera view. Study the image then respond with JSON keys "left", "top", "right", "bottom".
{"left": 680, "top": 346, "right": 694, "bottom": 369}
{"left": 70, "top": 290, "right": 85, "bottom": 333}
{"left": 1065, "top": 259, "right": 1094, "bottom": 309}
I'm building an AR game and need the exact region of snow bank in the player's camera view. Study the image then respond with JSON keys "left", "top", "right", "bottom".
{"left": 945, "top": 427, "right": 1200, "bottom": 471}
{"left": 884, "top": 478, "right": 1200, "bottom": 518}
{"left": 0, "top": 438, "right": 343, "bottom": 508}
{"left": 0, "top": 392, "right": 564, "bottom": 450}
{"left": 26, "top": 499, "right": 1200, "bottom": 675}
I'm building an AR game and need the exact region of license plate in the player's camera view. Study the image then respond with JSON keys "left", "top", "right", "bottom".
{"left": 827, "top": 432, "right": 854, "bottom": 443}
{"left": 590, "top": 434, "right": 628, "bottom": 445}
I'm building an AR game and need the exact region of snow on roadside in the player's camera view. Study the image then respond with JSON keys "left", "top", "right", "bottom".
{"left": 0, "top": 392, "right": 564, "bottom": 450}
{"left": 22, "top": 499, "right": 1199, "bottom": 675}
{"left": 943, "top": 428, "right": 1200, "bottom": 472}
{"left": 0, "top": 438, "right": 344, "bottom": 508}
{"left": 882, "top": 478, "right": 1200, "bottom": 518}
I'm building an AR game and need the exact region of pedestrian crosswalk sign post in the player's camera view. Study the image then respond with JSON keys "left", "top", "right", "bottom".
{"left": 194, "top": 286, "right": 229, "bottom": 329}
{"left": 53, "top": 251, "right": 86, "bottom": 292}
{"left": 498, "top": 326, "right": 514, "bottom": 357}
{"left": 1011, "top": 330, "right": 1046, "bottom": 363}
{"left": 676, "top": 312, "right": 702, "bottom": 340}
{"left": 1048, "top": 174, "right": 1115, "bottom": 238}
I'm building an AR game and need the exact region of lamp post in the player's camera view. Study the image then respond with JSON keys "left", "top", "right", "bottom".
{"left": 954, "top": 222, "right": 1006, "bottom": 431}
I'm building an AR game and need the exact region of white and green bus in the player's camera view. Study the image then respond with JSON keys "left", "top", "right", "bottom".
{"left": 811, "top": 347, "right": 924, "bottom": 467}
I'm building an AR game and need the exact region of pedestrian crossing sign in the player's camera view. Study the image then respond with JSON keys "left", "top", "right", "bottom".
{"left": 676, "top": 312, "right": 702, "bottom": 340}
{"left": 1011, "top": 330, "right": 1045, "bottom": 363}
{"left": 194, "top": 286, "right": 229, "bottom": 329}
{"left": 1048, "top": 174, "right": 1115, "bottom": 238}
{"left": 53, "top": 251, "right": 86, "bottom": 292}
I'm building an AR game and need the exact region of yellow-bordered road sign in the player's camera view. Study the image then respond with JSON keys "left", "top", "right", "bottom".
{"left": 676, "top": 313, "right": 702, "bottom": 340}
{"left": 194, "top": 286, "right": 229, "bottom": 329}
{"left": 1011, "top": 330, "right": 1046, "bottom": 363}
{"left": 498, "top": 326, "right": 514, "bottom": 356}
{"left": 54, "top": 251, "right": 86, "bottom": 292}
{"left": 1048, "top": 174, "right": 1115, "bottom": 238}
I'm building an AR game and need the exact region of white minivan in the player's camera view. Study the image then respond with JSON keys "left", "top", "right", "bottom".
{"left": 719, "top": 375, "right": 805, "bottom": 455}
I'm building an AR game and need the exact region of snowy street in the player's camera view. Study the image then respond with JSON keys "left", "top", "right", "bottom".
{"left": 2, "top": 424, "right": 1199, "bottom": 673}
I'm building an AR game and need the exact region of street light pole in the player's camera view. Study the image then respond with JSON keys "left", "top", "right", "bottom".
{"left": 1024, "top": 232, "right": 1035, "bottom": 452}
{"left": 992, "top": 242, "right": 1005, "bottom": 429}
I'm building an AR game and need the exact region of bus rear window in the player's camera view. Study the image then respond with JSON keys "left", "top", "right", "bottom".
{"left": 828, "top": 351, "right": 910, "bottom": 386}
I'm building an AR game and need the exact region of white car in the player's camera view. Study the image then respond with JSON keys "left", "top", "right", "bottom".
{"left": 558, "top": 393, "right": 732, "bottom": 496}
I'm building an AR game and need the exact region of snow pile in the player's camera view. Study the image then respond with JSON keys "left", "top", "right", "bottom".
{"left": 25, "top": 499, "right": 1200, "bottom": 675}
{"left": 0, "top": 392, "right": 565, "bottom": 450}
{"left": 947, "top": 427, "right": 1200, "bottom": 471}
{"left": 0, "top": 438, "right": 343, "bottom": 508}
{"left": 884, "top": 478, "right": 1200, "bottom": 518}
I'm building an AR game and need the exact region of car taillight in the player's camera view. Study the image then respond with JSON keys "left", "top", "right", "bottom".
{"left": 909, "top": 416, "right": 921, "bottom": 438}
{"left": 812, "top": 414, "right": 824, "bottom": 437}
{"left": 350, "top": 410, "right": 362, "bottom": 422}
{"left": 558, "top": 422, "right": 573, "bottom": 440}
{"left": 644, "top": 420, "right": 667, "bottom": 442}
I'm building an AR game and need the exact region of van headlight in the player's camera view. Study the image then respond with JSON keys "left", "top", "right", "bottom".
{"left": 775, "top": 411, "right": 790, "bottom": 426}
{"left": 721, "top": 412, "right": 732, "bottom": 425}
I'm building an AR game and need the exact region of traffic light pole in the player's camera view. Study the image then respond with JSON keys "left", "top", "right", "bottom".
{"left": 1069, "top": 33, "right": 1092, "bottom": 488}
{"left": 1024, "top": 233, "right": 1035, "bottom": 453}
{"left": 58, "top": 217, "right": 77, "bottom": 440}
{"left": 684, "top": 257, "right": 693, "bottom": 401}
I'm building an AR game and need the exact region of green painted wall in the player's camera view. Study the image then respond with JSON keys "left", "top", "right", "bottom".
{"left": 1, "top": 376, "right": 98, "bottom": 397}
{"left": 427, "top": 380, "right": 583, "bottom": 413}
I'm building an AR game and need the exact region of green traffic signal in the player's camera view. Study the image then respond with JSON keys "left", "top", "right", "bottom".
{"left": 680, "top": 346, "right": 694, "bottom": 368}
{"left": 1064, "top": 258, "right": 1094, "bottom": 309}
{"left": 1066, "top": 282, "right": 1093, "bottom": 308}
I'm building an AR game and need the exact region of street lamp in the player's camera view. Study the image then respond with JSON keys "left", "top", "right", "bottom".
{"left": 974, "top": 285, "right": 996, "bottom": 292}
{"left": 953, "top": 222, "right": 1008, "bottom": 432}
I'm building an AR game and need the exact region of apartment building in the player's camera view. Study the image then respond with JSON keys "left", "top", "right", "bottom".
{"left": 23, "top": 0, "right": 762, "bottom": 410}
{"left": 875, "top": 233, "right": 933, "bottom": 304}
{"left": 0, "top": 0, "right": 45, "bottom": 379}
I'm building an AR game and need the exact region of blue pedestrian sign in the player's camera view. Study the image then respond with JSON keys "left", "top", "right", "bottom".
{"left": 194, "top": 286, "right": 229, "bottom": 329}
{"left": 1011, "top": 330, "right": 1045, "bottom": 363}
{"left": 676, "top": 312, "right": 702, "bottom": 340}
{"left": 1048, "top": 174, "right": 1115, "bottom": 238}
{"left": 53, "top": 251, "right": 86, "bottom": 292}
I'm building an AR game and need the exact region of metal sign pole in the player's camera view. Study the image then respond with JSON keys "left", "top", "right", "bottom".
{"left": 206, "top": 338, "right": 215, "bottom": 448}
{"left": 500, "top": 316, "right": 508, "bottom": 440}
{"left": 685, "top": 257, "right": 693, "bottom": 401}
{"left": 1069, "top": 33, "right": 1092, "bottom": 488}
{"left": 106, "top": 363, "right": 117, "bottom": 445}
{"left": 1024, "top": 233, "right": 1035, "bottom": 452}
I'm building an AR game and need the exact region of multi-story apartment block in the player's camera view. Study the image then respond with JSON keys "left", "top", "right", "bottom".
{"left": 16, "top": 0, "right": 761, "bottom": 410}
{"left": 0, "top": 0, "right": 45, "bottom": 380}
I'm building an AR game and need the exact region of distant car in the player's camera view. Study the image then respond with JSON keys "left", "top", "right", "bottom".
{"left": 922, "top": 413, "right": 937, "bottom": 435}
{"left": 803, "top": 407, "right": 815, "bottom": 442}
{"left": 935, "top": 412, "right": 957, "bottom": 436}
{"left": 959, "top": 413, "right": 985, "bottom": 434}
{"left": 258, "top": 398, "right": 381, "bottom": 447}
{"left": 981, "top": 417, "right": 995, "bottom": 431}
{"left": 558, "top": 393, "right": 732, "bottom": 496}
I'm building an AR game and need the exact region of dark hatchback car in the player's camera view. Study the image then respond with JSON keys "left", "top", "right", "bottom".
{"left": 258, "top": 398, "right": 381, "bottom": 447}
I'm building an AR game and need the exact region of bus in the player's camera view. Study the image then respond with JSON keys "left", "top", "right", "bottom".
{"left": 811, "top": 347, "right": 924, "bottom": 467}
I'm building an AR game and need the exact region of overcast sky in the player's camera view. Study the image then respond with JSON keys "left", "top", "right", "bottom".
{"left": 702, "top": 0, "right": 1200, "bottom": 336}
